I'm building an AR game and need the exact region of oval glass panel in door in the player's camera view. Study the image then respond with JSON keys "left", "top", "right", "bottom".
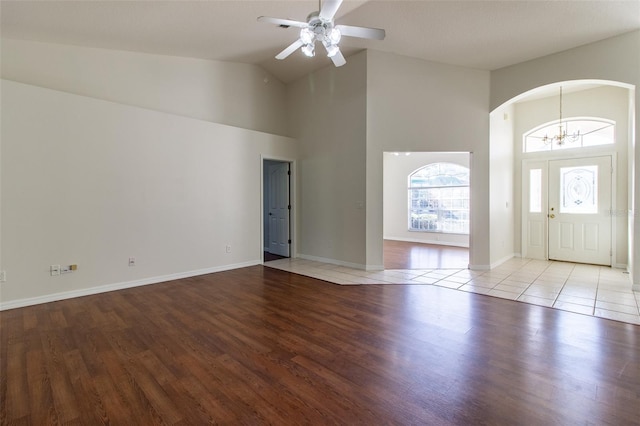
{"left": 560, "top": 166, "right": 598, "bottom": 214}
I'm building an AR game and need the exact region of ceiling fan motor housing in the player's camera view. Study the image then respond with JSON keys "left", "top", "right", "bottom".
{"left": 306, "top": 12, "right": 335, "bottom": 41}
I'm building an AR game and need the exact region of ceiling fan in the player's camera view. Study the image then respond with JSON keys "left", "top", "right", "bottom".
{"left": 257, "top": 0, "right": 385, "bottom": 67}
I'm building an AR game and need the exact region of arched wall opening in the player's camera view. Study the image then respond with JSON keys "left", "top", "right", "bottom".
{"left": 489, "top": 80, "right": 635, "bottom": 283}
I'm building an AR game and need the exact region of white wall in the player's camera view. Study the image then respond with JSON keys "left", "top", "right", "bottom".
{"left": 489, "top": 103, "right": 515, "bottom": 265}
{"left": 491, "top": 30, "right": 639, "bottom": 288}
{"left": 383, "top": 152, "right": 470, "bottom": 247}
{"left": 366, "top": 50, "right": 491, "bottom": 269}
{"left": 286, "top": 51, "right": 368, "bottom": 268}
{"left": 513, "top": 85, "right": 630, "bottom": 267}
{"left": 1, "top": 39, "right": 288, "bottom": 136}
{"left": 0, "top": 80, "right": 297, "bottom": 309}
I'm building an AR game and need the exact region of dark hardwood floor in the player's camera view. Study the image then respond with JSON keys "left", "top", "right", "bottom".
{"left": 384, "top": 239, "right": 469, "bottom": 269}
{"left": 2, "top": 265, "right": 639, "bottom": 424}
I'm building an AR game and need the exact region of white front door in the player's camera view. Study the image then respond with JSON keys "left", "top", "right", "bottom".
{"left": 522, "top": 155, "right": 612, "bottom": 265}
{"left": 548, "top": 156, "right": 611, "bottom": 265}
{"left": 268, "top": 162, "right": 290, "bottom": 257}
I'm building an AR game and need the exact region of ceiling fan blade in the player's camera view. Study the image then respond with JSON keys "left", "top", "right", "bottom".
{"left": 329, "top": 49, "right": 346, "bottom": 67}
{"left": 335, "top": 24, "right": 386, "bottom": 40}
{"left": 257, "top": 16, "right": 308, "bottom": 28}
{"left": 276, "top": 39, "right": 305, "bottom": 60}
{"left": 319, "top": 0, "right": 343, "bottom": 21}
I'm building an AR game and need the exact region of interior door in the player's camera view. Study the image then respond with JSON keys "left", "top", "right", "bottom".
{"left": 268, "top": 162, "right": 290, "bottom": 257}
{"left": 548, "top": 156, "right": 612, "bottom": 265}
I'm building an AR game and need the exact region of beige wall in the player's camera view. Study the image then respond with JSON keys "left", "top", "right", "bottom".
{"left": 287, "top": 50, "right": 491, "bottom": 270}
{"left": 366, "top": 50, "right": 491, "bottom": 269}
{"left": 0, "top": 39, "right": 298, "bottom": 308}
{"left": 3, "top": 29, "right": 638, "bottom": 307}
{"left": 0, "top": 80, "right": 296, "bottom": 309}
{"left": 286, "top": 51, "right": 368, "bottom": 268}
{"left": 489, "top": 103, "right": 516, "bottom": 265}
{"left": 1, "top": 39, "right": 288, "bottom": 136}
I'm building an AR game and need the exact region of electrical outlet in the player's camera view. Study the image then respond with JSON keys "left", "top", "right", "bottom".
{"left": 128, "top": 257, "right": 136, "bottom": 267}
{"left": 50, "top": 265, "right": 60, "bottom": 276}
{"left": 0, "top": 270, "right": 6, "bottom": 282}
{"left": 225, "top": 245, "right": 232, "bottom": 253}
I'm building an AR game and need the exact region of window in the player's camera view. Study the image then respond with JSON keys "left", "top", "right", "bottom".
{"left": 408, "top": 163, "right": 469, "bottom": 234}
{"left": 523, "top": 118, "right": 614, "bottom": 153}
{"left": 529, "top": 169, "right": 542, "bottom": 213}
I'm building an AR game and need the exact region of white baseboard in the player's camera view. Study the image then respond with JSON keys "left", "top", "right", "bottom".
{"left": 366, "top": 264, "right": 385, "bottom": 271}
{"left": 383, "top": 237, "right": 469, "bottom": 248}
{"left": 468, "top": 254, "right": 515, "bottom": 271}
{"left": 468, "top": 264, "right": 490, "bottom": 271}
{"left": 0, "top": 260, "right": 261, "bottom": 311}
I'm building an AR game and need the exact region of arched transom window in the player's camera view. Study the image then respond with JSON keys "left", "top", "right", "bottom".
{"left": 523, "top": 118, "right": 615, "bottom": 153}
{"left": 408, "top": 163, "right": 469, "bottom": 234}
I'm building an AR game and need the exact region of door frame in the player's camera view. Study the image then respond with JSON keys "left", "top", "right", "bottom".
{"left": 521, "top": 152, "right": 617, "bottom": 265}
{"left": 261, "top": 156, "right": 296, "bottom": 262}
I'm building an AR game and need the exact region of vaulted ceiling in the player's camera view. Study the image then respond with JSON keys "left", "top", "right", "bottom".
{"left": 2, "top": 1, "right": 639, "bottom": 84}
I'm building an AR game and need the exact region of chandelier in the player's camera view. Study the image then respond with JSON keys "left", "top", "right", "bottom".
{"left": 542, "top": 86, "right": 581, "bottom": 145}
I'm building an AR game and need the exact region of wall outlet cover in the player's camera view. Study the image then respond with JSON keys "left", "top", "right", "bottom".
{"left": 50, "top": 265, "right": 61, "bottom": 276}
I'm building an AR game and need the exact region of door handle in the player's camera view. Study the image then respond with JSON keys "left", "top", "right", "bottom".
{"left": 549, "top": 214, "right": 555, "bottom": 219}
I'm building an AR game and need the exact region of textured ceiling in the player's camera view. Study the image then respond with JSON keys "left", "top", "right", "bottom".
{"left": 1, "top": 0, "right": 639, "bottom": 84}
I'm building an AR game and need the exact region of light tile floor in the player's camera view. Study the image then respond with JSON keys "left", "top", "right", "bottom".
{"left": 264, "top": 257, "right": 640, "bottom": 325}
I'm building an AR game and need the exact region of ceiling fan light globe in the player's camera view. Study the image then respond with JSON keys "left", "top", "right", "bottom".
{"left": 329, "top": 28, "right": 341, "bottom": 44}
{"left": 325, "top": 44, "right": 340, "bottom": 58}
{"left": 301, "top": 43, "right": 315, "bottom": 57}
{"left": 300, "top": 28, "right": 314, "bottom": 44}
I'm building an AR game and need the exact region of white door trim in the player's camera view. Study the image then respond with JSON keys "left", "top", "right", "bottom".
{"left": 261, "top": 156, "right": 296, "bottom": 262}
